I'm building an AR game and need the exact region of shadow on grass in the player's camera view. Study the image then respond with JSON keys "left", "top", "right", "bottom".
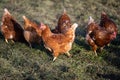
{"left": 74, "top": 38, "right": 90, "bottom": 51}
{"left": 0, "top": 32, "right": 4, "bottom": 39}
{"left": 0, "top": 30, "right": 53, "bottom": 59}
{"left": 102, "top": 34, "right": 120, "bottom": 69}
{"left": 97, "top": 73, "right": 120, "bottom": 80}
{"left": 32, "top": 41, "right": 53, "bottom": 58}
{"left": 75, "top": 26, "right": 91, "bottom": 51}
{"left": 103, "top": 48, "right": 120, "bottom": 69}
{"left": 110, "top": 34, "right": 120, "bottom": 47}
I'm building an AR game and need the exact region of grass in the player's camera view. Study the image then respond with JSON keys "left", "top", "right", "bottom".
{"left": 0, "top": 0, "right": 120, "bottom": 80}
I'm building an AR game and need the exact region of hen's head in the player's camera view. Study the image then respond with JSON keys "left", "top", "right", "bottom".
{"left": 101, "top": 11, "right": 109, "bottom": 20}
{"left": 39, "top": 23, "right": 51, "bottom": 35}
{"left": 39, "top": 23, "right": 47, "bottom": 30}
{"left": 110, "top": 32, "right": 117, "bottom": 40}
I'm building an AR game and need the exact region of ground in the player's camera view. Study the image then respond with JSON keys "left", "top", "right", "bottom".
{"left": 0, "top": 0, "right": 120, "bottom": 80}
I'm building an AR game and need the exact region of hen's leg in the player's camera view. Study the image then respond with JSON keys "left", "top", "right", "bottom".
{"left": 94, "top": 50, "right": 97, "bottom": 56}
{"left": 11, "top": 40, "right": 15, "bottom": 43}
{"left": 5, "top": 39, "right": 8, "bottom": 43}
{"left": 92, "top": 45, "right": 98, "bottom": 56}
{"left": 107, "top": 43, "right": 110, "bottom": 46}
{"left": 66, "top": 52, "right": 71, "bottom": 57}
{"left": 53, "top": 52, "right": 59, "bottom": 61}
{"left": 100, "top": 46, "right": 104, "bottom": 52}
{"left": 29, "top": 43, "right": 32, "bottom": 48}
{"left": 53, "top": 57, "right": 57, "bottom": 61}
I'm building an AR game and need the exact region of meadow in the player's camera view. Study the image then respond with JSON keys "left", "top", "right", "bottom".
{"left": 0, "top": 0, "right": 120, "bottom": 80}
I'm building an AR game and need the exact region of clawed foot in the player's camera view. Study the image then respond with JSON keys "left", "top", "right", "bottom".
{"left": 53, "top": 57, "right": 57, "bottom": 61}
{"left": 94, "top": 51, "right": 98, "bottom": 56}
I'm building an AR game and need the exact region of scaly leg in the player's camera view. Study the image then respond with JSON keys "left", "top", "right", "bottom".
{"left": 29, "top": 43, "right": 32, "bottom": 49}
{"left": 94, "top": 50, "right": 97, "bottom": 56}
{"left": 93, "top": 45, "right": 98, "bottom": 56}
{"left": 100, "top": 46, "right": 104, "bottom": 52}
{"left": 66, "top": 52, "right": 71, "bottom": 57}
{"left": 53, "top": 52, "right": 59, "bottom": 61}
{"left": 11, "top": 40, "right": 15, "bottom": 43}
{"left": 5, "top": 39, "right": 8, "bottom": 43}
{"left": 53, "top": 57, "right": 57, "bottom": 61}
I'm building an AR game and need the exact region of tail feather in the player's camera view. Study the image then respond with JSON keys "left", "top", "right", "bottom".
{"left": 88, "top": 16, "right": 94, "bottom": 25}
{"left": 63, "top": 8, "right": 66, "bottom": 14}
{"left": 22, "top": 15, "right": 26, "bottom": 19}
{"left": 4, "top": 8, "right": 10, "bottom": 15}
{"left": 22, "top": 15, "right": 28, "bottom": 22}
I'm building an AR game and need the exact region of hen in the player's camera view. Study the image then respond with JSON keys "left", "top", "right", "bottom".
{"left": 22, "top": 16, "right": 42, "bottom": 47}
{"left": 99, "top": 12, "right": 117, "bottom": 39}
{"left": 1, "top": 8, "right": 25, "bottom": 43}
{"left": 52, "top": 9, "right": 71, "bottom": 33}
{"left": 86, "top": 16, "right": 115, "bottom": 56}
{"left": 40, "top": 23, "right": 78, "bottom": 61}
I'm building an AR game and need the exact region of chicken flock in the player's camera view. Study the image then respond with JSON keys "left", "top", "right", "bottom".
{"left": 0, "top": 8, "right": 118, "bottom": 61}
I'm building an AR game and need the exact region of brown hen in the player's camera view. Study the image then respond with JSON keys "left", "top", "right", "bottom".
{"left": 99, "top": 12, "right": 117, "bottom": 39}
{"left": 40, "top": 23, "right": 78, "bottom": 61}
{"left": 22, "top": 16, "right": 42, "bottom": 48}
{"left": 1, "top": 8, "right": 25, "bottom": 43}
{"left": 52, "top": 9, "right": 71, "bottom": 33}
{"left": 86, "top": 16, "right": 115, "bottom": 56}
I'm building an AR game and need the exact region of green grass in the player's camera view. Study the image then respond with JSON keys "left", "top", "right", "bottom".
{"left": 0, "top": 0, "right": 120, "bottom": 80}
